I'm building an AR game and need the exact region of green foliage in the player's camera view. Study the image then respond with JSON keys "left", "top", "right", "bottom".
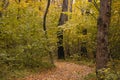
{"left": 84, "top": 72, "right": 97, "bottom": 80}
{"left": 0, "top": 0, "right": 120, "bottom": 79}
{"left": 62, "top": 11, "right": 97, "bottom": 58}
{"left": 84, "top": 68, "right": 120, "bottom": 80}
{"left": 97, "top": 68, "right": 120, "bottom": 80}
{"left": 0, "top": 1, "right": 57, "bottom": 79}
{"left": 109, "top": 0, "right": 120, "bottom": 59}
{"left": 70, "top": 53, "right": 80, "bottom": 60}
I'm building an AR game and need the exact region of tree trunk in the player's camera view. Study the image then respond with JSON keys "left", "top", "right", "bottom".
{"left": 96, "top": 0, "right": 111, "bottom": 78}
{"left": 70, "top": 0, "right": 73, "bottom": 12}
{"left": 57, "top": 0, "right": 68, "bottom": 59}
{"left": 43, "top": 0, "right": 54, "bottom": 64}
{"left": 58, "top": 0, "right": 68, "bottom": 25}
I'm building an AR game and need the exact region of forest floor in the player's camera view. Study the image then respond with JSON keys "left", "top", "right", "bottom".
{"left": 19, "top": 61, "right": 94, "bottom": 80}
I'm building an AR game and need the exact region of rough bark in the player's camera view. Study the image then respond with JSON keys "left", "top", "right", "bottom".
{"left": 96, "top": 0, "right": 111, "bottom": 76}
{"left": 57, "top": 0, "right": 68, "bottom": 59}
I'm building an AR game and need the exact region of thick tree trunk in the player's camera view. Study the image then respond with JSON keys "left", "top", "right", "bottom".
{"left": 57, "top": 0, "right": 68, "bottom": 59}
{"left": 96, "top": 0, "right": 111, "bottom": 77}
{"left": 58, "top": 0, "right": 68, "bottom": 25}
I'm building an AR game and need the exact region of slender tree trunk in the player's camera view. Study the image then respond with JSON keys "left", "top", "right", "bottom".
{"left": 70, "top": 0, "right": 73, "bottom": 12}
{"left": 64, "top": 0, "right": 73, "bottom": 57}
{"left": 96, "top": 0, "right": 111, "bottom": 78}
{"left": 57, "top": 0, "right": 68, "bottom": 59}
{"left": 43, "top": 0, "right": 54, "bottom": 64}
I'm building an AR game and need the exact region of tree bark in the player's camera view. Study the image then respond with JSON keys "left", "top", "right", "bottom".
{"left": 96, "top": 0, "right": 111, "bottom": 78}
{"left": 57, "top": 0, "right": 68, "bottom": 59}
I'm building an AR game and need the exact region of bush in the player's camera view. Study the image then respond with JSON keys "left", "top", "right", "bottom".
{"left": 97, "top": 68, "right": 120, "bottom": 80}
{"left": 84, "top": 72, "right": 97, "bottom": 80}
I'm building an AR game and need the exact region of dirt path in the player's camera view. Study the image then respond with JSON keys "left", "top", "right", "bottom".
{"left": 21, "top": 61, "right": 94, "bottom": 80}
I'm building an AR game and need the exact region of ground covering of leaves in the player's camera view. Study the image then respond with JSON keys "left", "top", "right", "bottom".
{"left": 20, "top": 61, "right": 94, "bottom": 80}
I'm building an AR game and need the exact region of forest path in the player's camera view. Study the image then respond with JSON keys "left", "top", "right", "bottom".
{"left": 21, "top": 61, "right": 94, "bottom": 80}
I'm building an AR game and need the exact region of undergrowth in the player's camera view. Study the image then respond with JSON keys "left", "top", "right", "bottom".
{"left": 0, "top": 62, "right": 54, "bottom": 80}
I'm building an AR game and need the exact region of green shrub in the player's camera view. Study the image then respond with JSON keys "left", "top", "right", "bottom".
{"left": 97, "top": 68, "right": 120, "bottom": 80}
{"left": 84, "top": 72, "right": 97, "bottom": 80}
